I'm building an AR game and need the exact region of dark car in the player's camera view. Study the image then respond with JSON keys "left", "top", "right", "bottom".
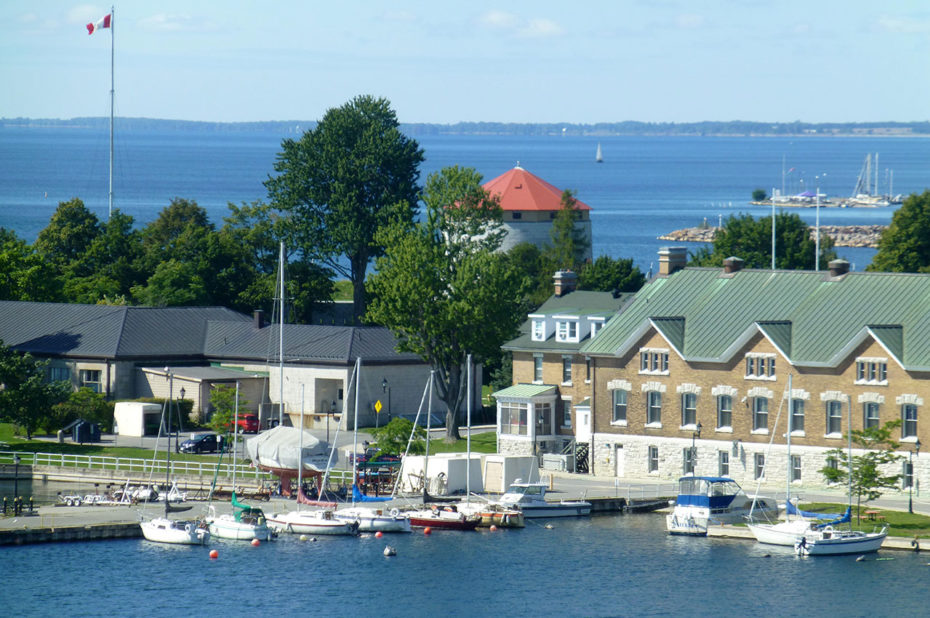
{"left": 235, "top": 414, "right": 260, "bottom": 433}
{"left": 179, "top": 432, "right": 225, "bottom": 454}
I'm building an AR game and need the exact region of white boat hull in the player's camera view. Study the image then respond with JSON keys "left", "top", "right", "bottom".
{"left": 795, "top": 528, "right": 887, "bottom": 556}
{"left": 748, "top": 519, "right": 813, "bottom": 546}
{"left": 267, "top": 511, "right": 360, "bottom": 536}
{"left": 519, "top": 501, "right": 592, "bottom": 518}
{"left": 208, "top": 514, "right": 273, "bottom": 541}
{"left": 334, "top": 507, "right": 411, "bottom": 533}
{"left": 141, "top": 517, "right": 210, "bottom": 545}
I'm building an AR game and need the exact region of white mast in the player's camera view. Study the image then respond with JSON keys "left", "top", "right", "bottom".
{"left": 278, "top": 242, "right": 285, "bottom": 427}
{"left": 108, "top": 5, "right": 115, "bottom": 219}
{"left": 771, "top": 188, "right": 776, "bottom": 270}
{"left": 786, "top": 374, "right": 792, "bottom": 513}
{"left": 233, "top": 380, "right": 239, "bottom": 491}
{"left": 297, "top": 384, "right": 304, "bottom": 512}
{"left": 351, "top": 357, "right": 361, "bottom": 505}
{"left": 466, "top": 354, "right": 472, "bottom": 504}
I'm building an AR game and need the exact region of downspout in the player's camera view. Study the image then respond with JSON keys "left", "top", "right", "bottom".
{"left": 589, "top": 355, "right": 595, "bottom": 475}
{"left": 105, "top": 360, "right": 112, "bottom": 401}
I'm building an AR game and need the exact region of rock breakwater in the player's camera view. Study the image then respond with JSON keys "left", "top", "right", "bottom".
{"left": 660, "top": 224, "right": 885, "bottom": 248}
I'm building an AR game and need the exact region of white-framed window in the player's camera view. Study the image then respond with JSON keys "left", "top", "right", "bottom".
{"left": 79, "top": 369, "right": 102, "bottom": 393}
{"left": 612, "top": 390, "right": 627, "bottom": 424}
{"left": 791, "top": 455, "right": 802, "bottom": 482}
{"left": 555, "top": 319, "right": 579, "bottom": 343}
{"left": 745, "top": 353, "right": 776, "bottom": 380}
{"left": 647, "top": 391, "right": 662, "bottom": 425}
{"left": 825, "top": 400, "right": 843, "bottom": 435}
{"left": 826, "top": 456, "right": 839, "bottom": 472}
{"left": 856, "top": 358, "right": 888, "bottom": 385}
{"left": 639, "top": 349, "right": 669, "bottom": 375}
{"left": 561, "top": 355, "right": 572, "bottom": 384}
{"left": 718, "top": 450, "right": 729, "bottom": 477}
{"left": 533, "top": 355, "right": 543, "bottom": 383}
{"left": 863, "top": 402, "right": 880, "bottom": 429}
{"left": 902, "top": 403, "right": 918, "bottom": 438}
{"left": 49, "top": 366, "right": 70, "bottom": 383}
{"left": 500, "top": 402, "right": 528, "bottom": 435}
{"left": 681, "top": 393, "right": 697, "bottom": 427}
{"left": 648, "top": 446, "right": 659, "bottom": 473}
{"left": 754, "top": 453, "right": 766, "bottom": 480}
{"left": 590, "top": 320, "right": 604, "bottom": 339}
{"left": 536, "top": 402, "right": 552, "bottom": 436}
{"left": 682, "top": 448, "right": 695, "bottom": 474}
{"left": 904, "top": 460, "right": 915, "bottom": 489}
{"left": 584, "top": 357, "right": 591, "bottom": 383}
{"left": 791, "top": 398, "right": 805, "bottom": 432}
{"left": 531, "top": 319, "right": 546, "bottom": 341}
{"left": 716, "top": 395, "right": 732, "bottom": 429}
{"left": 561, "top": 400, "right": 572, "bottom": 429}
{"left": 752, "top": 397, "right": 768, "bottom": 431}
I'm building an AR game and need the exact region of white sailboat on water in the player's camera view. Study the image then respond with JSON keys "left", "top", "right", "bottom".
{"left": 140, "top": 370, "right": 210, "bottom": 545}
{"left": 595, "top": 142, "right": 603, "bottom": 163}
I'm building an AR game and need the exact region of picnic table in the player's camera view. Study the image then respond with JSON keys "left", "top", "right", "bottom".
{"left": 864, "top": 509, "right": 884, "bottom": 521}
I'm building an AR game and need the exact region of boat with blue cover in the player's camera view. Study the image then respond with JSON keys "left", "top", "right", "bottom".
{"left": 666, "top": 476, "right": 778, "bottom": 536}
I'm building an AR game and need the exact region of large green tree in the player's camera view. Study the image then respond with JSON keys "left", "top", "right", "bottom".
{"left": 546, "top": 189, "right": 590, "bottom": 270}
{"left": 0, "top": 341, "right": 71, "bottom": 439}
{"left": 690, "top": 211, "right": 837, "bottom": 269}
{"left": 0, "top": 228, "right": 62, "bottom": 302}
{"left": 265, "top": 95, "right": 424, "bottom": 322}
{"left": 33, "top": 198, "right": 101, "bottom": 277}
{"left": 869, "top": 191, "right": 930, "bottom": 273}
{"left": 578, "top": 255, "right": 646, "bottom": 294}
{"left": 366, "top": 166, "right": 527, "bottom": 439}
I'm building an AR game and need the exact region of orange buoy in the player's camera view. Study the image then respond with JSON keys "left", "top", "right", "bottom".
{"left": 375, "top": 531, "right": 383, "bottom": 538}
{"left": 424, "top": 527, "right": 432, "bottom": 535}
{"left": 209, "top": 549, "right": 219, "bottom": 560}
{"left": 251, "top": 539, "right": 260, "bottom": 547}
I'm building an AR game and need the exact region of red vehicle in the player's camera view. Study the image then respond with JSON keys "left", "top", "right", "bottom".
{"left": 235, "top": 414, "right": 260, "bottom": 433}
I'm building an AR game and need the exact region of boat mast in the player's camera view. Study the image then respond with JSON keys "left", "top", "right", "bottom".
{"left": 233, "top": 380, "right": 239, "bottom": 491}
{"left": 278, "top": 242, "right": 285, "bottom": 428}
{"left": 770, "top": 188, "right": 776, "bottom": 270}
{"left": 108, "top": 5, "right": 114, "bottom": 219}
{"left": 165, "top": 369, "right": 172, "bottom": 518}
{"left": 351, "top": 357, "right": 361, "bottom": 506}
{"left": 466, "top": 354, "right": 472, "bottom": 504}
{"left": 297, "top": 383, "right": 304, "bottom": 512}
{"left": 846, "top": 396, "right": 853, "bottom": 527}
{"left": 423, "top": 370, "right": 434, "bottom": 502}
{"left": 786, "top": 374, "right": 792, "bottom": 517}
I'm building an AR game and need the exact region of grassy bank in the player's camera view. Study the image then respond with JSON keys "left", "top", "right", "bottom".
{"left": 799, "top": 503, "right": 930, "bottom": 538}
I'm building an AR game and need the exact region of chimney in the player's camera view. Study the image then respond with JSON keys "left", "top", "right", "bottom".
{"left": 253, "top": 310, "right": 265, "bottom": 329}
{"left": 828, "top": 259, "right": 850, "bottom": 277}
{"left": 553, "top": 270, "right": 578, "bottom": 297}
{"left": 723, "top": 257, "right": 745, "bottom": 274}
{"left": 658, "top": 247, "right": 687, "bottom": 276}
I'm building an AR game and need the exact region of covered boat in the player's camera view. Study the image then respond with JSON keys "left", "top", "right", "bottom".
{"left": 666, "top": 476, "right": 778, "bottom": 536}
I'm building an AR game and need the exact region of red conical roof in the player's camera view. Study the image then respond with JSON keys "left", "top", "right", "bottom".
{"left": 482, "top": 166, "right": 592, "bottom": 212}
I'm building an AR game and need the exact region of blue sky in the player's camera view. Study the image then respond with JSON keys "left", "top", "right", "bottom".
{"left": 2, "top": 1, "right": 928, "bottom": 124}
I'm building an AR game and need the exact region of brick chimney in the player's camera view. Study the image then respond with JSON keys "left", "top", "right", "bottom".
{"left": 828, "top": 259, "right": 850, "bottom": 277}
{"left": 723, "top": 257, "right": 745, "bottom": 274}
{"left": 553, "top": 270, "right": 578, "bottom": 297}
{"left": 658, "top": 247, "right": 687, "bottom": 276}
{"left": 253, "top": 309, "right": 265, "bottom": 329}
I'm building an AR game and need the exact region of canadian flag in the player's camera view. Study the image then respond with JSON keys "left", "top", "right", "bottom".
{"left": 86, "top": 13, "right": 112, "bottom": 35}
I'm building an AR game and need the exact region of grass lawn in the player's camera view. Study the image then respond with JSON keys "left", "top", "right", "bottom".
{"left": 800, "top": 503, "right": 930, "bottom": 538}
{"left": 425, "top": 431, "right": 497, "bottom": 455}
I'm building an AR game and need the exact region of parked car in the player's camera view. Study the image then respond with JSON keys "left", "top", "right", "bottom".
{"left": 234, "top": 414, "right": 260, "bottom": 433}
{"left": 179, "top": 432, "right": 225, "bottom": 454}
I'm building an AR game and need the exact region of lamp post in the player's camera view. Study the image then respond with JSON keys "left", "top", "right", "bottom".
{"left": 381, "top": 378, "right": 392, "bottom": 423}
{"left": 327, "top": 400, "right": 336, "bottom": 444}
{"left": 910, "top": 438, "right": 921, "bottom": 514}
{"left": 691, "top": 422, "right": 702, "bottom": 475}
{"left": 13, "top": 454, "right": 21, "bottom": 499}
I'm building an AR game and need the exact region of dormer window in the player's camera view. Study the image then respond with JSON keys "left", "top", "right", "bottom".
{"left": 745, "top": 353, "right": 776, "bottom": 380}
{"left": 590, "top": 319, "right": 605, "bottom": 339}
{"left": 639, "top": 348, "right": 669, "bottom": 375}
{"left": 531, "top": 318, "right": 546, "bottom": 342}
{"left": 856, "top": 358, "right": 888, "bottom": 385}
{"left": 555, "top": 319, "right": 579, "bottom": 343}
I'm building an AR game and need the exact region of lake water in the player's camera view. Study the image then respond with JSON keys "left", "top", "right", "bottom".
{"left": 2, "top": 127, "right": 929, "bottom": 271}
{"left": 5, "top": 513, "right": 929, "bottom": 617}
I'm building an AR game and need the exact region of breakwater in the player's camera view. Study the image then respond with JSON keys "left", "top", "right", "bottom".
{"left": 660, "top": 224, "right": 885, "bottom": 248}
{"left": 0, "top": 520, "right": 141, "bottom": 545}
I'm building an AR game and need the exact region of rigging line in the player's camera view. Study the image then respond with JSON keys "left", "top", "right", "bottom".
{"left": 748, "top": 378, "right": 790, "bottom": 519}
{"left": 392, "top": 377, "right": 432, "bottom": 503}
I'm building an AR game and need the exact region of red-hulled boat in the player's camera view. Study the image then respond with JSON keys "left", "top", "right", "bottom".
{"left": 405, "top": 504, "right": 481, "bottom": 530}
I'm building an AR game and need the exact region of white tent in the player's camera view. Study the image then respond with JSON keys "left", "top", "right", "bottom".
{"left": 245, "top": 425, "right": 333, "bottom": 472}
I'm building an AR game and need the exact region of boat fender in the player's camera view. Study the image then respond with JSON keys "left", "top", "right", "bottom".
{"left": 258, "top": 517, "right": 265, "bottom": 526}
{"left": 185, "top": 523, "right": 192, "bottom": 533}
{"left": 912, "top": 536, "right": 920, "bottom": 552}
{"left": 390, "top": 508, "right": 399, "bottom": 518}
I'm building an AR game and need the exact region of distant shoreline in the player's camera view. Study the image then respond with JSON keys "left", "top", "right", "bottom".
{"left": 660, "top": 224, "right": 885, "bottom": 248}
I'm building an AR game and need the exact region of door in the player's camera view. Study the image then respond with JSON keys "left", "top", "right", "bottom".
{"left": 575, "top": 405, "right": 591, "bottom": 444}
{"left": 615, "top": 444, "right": 624, "bottom": 477}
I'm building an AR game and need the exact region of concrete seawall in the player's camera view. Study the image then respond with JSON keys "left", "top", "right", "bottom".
{"left": 708, "top": 525, "right": 925, "bottom": 552}
{"left": 0, "top": 521, "right": 141, "bottom": 545}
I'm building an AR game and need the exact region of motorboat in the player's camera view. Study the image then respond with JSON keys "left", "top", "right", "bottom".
{"left": 141, "top": 517, "right": 210, "bottom": 545}
{"left": 405, "top": 504, "right": 482, "bottom": 530}
{"left": 455, "top": 500, "right": 525, "bottom": 528}
{"left": 266, "top": 508, "right": 360, "bottom": 536}
{"left": 498, "top": 481, "right": 591, "bottom": 518}
{"left": 334, "top": 506, "right": 411, "bottom": 533}
{"left": 666, "top": 476, "right": 778, "bottom": 536}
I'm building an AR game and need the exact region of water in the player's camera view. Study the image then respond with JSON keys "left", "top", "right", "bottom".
{"left": 3, "top": 127, "right": 930, "bottom": 271}
{"left": 5, "top": 514, "right": 929, "bottom": 616}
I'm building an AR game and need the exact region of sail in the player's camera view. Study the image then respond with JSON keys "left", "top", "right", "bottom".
{"left": 352, "top": 484, "right": 392, "bottom": 503}
{"left": 811, "top": 506, "right": 852, "bottom": 529}
{"left": 595, "top": 143, "right": 603, "bottom": 163}
{"left": 787, "top": 500, "right": 845, "bottom": 521}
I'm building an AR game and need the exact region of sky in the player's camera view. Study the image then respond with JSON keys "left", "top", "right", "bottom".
{"left": 1, "top": 1, "right": 929, "bottom": 124}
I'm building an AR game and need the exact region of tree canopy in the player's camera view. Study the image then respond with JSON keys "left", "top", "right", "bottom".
{"left": 578, "top": 255, "right": 645, "bottom": 295}
{"left": 0, "top": 340, "right": 71, "bottom": 438}
{"left": 265, "top": 95, "right": 424, "bottom": 322}
{"left": 546, "top": 189, "right": 590, "bottom": 269}
{"left": 689, "top": 211, "right": 836, "bottom": 270}
{"left": 366, "top": 166, "right": 528, "bottom": 439}
{"left": 869, "top": 191, "right": 930, "bottom": 273}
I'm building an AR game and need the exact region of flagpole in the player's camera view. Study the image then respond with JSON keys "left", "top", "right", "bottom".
{"left": 108, "top": 5, "right": 114, "bottom": 220}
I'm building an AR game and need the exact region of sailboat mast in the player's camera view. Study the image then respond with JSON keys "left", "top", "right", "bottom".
{"left": 847, "top": 397, "right": 853, "bottom": 521}
{"left": 466, "top": 354, "right": 472, "bottom": 504}
{"left": 786, "top": 374, "right": 792, "bottom": 513}
{"left": 351, "top": 357, "right": 361, "bottom": 505}
{"left": 297, "top": 384, "right": 304, "bottom": 512}
{"left": 423, "top": 370, "right": 434, "bottom": 501}
{"left": 233, "top": 380, "right": 239, "bottom": 490}
{"left": 165, "top": 369, "right": 172, "bottom": 517}
{"left": 278, "top": 242, "right": 285, "bottom": 428}
{"left": 108, "top": 5, "right": 114, "bottom": 219}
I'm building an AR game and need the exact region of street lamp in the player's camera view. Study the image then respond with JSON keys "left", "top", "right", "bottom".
{"left": 381, "top": 378, "right": 392, "bottom": 423}
{"left": 910, "top": 438, "right": 921, "bottom": 514}
{"left": 691, "top": 422, "right": 702, "bottom": 475}
{"left": 13, "top": 454, "right": 21, "bottom": 499}
{"left": 327, "top": 400, "right": 336, "bottom": 444}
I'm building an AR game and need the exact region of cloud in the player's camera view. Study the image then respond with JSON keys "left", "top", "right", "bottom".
{"left": 479, "top": 10, "right": 563, "bottom": 38}
{"left": 877, "top": 15, "right": 930, "bottom": 34}
{"left": 481, "top": 10, "right": 519, "bottom": 29}
{"left": 519, "top": 18, "right": 563, "bottom": 38}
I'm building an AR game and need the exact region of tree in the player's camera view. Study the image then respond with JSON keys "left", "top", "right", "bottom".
{"left": 265, "top": 95, "right": 424, "bottom": 322}
{"left": 0, "top": 341, "right": 71, "bottom": 438}
{"left": 366, "top": 166, "right": 528, "bottom": 440}
{"left": 578, "top": 255, "right": 646, "bottom": 294}
{"left": 752, "top": 188, "right": 768, "bottom": 202}
{"left": 504, "top": 242, "right": 557, "bottom": 308}
{"left": 33, "top": 198, "right": 101, "bottom": 276}
{"left": 49, "top": 388, "right": 113, "bottom": 432}
{"left": 207, "top": 384, "right": 251, "bottom": 438}
{"left": 64, "top": 211, "right": 144, "bottom": 304}
{"left": 689, "top": 211, "right": 836, "bottom": 270}
{"left": 869, "top": 191, "right": 930, "bottom": 273}
{"left": 546, "top": 189, "right": 590, "bottom": 270}
{"left": 820, "top": 420, "right": 904, "bottom": 522}
{"left": 0, "top": 228, "right": 62, "bottom": 302}
{"left": 369, "top": 417, "right": 425, "bottom": 456}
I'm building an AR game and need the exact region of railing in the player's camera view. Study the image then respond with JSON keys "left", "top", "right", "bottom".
{"left": 0, "top": 451, "right": 264, "bottom": 480}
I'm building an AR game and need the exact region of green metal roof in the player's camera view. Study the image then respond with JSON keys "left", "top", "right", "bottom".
{"left": 581, "top": 267, "right": 930, "bottom": 369}
{"left": 504, "top": 290, "right": 628, "bottom": 352}
{"left": 492, "top": 384, "right": 557, "bottom": 398}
